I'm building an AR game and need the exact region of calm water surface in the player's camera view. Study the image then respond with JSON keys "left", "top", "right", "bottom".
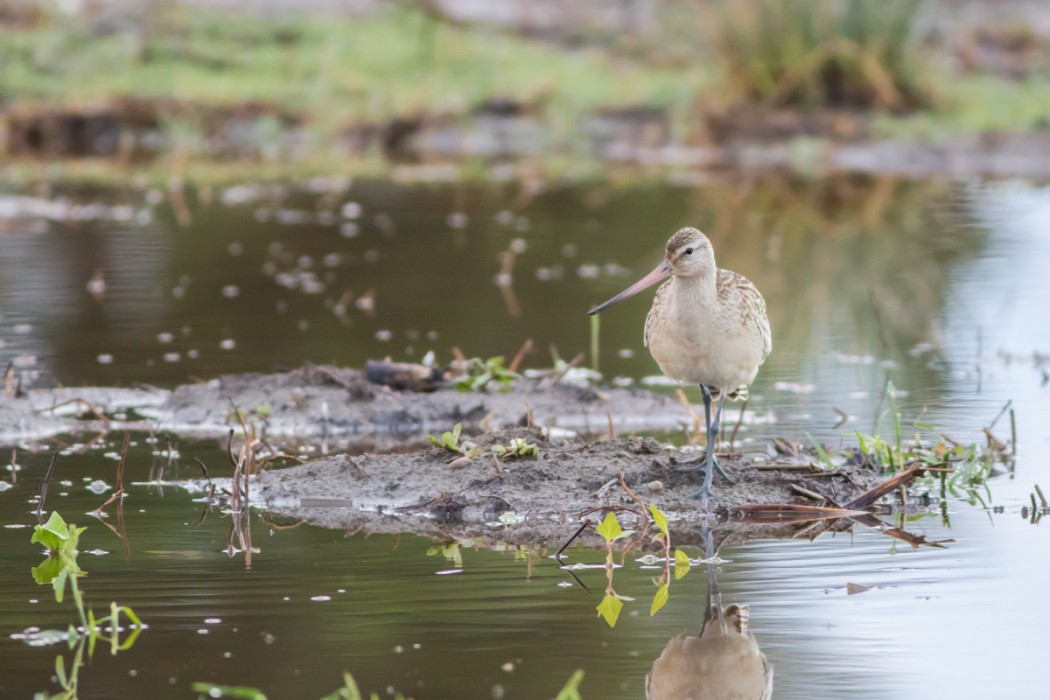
{"left": 1, "top": 174, "right": 1049, "bottom": 699}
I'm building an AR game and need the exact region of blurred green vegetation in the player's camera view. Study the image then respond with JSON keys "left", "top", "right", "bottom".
{"left": 713, "top": 0, "right": 930, "bottom": 110}
{"left": 1, "top": 1, "right": 1050, "bottom": 181}
{"left": 0, "top": 5, "right": 709, "bottom": 131}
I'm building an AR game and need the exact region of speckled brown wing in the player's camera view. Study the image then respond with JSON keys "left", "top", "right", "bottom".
{"left": 717, "top": 269, "right": 772, "bottom": 362}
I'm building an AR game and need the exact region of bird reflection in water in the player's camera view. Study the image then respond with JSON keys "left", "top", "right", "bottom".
{"left": 646, "top": 528, "right": 772, "bottom": 700}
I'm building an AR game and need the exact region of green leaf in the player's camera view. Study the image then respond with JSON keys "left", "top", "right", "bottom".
{"left": 673, "top": 549, "right": 691, "bottom": 580}
{"left": 52, "top": 568, "right": 69, "bottom": 603}
{"left": 855, "top": 430, "right": 869, "bottom": 455}
{"left": 596, "top": 593, "right": 623, "bottom": 627}
{"left": 649, "top": 504, "right": 669, "bottom": 538}
{"left": 318, "top": 673, "right": 363, "bottom": 700}
{"left": 806, "top": 432, "right": 834, "bottom": 470}
{"left": 555, "top": 670, "right": 585, "bottom": 700}
{"left": 596, "top": 512, "right": 623, "bottom": 542}
{"left": 650, "top": 582, "right": 670, "bottom": 616}
{"left": 31, "top": 555, "right": 64, "bottom": 585}
{"left": 31, "top": 511, "right": 71, "bottom": 551}
{"left": 55, "top": 653, "right": 67, "bottom": 688}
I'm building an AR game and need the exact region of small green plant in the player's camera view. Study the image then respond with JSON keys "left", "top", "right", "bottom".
{"left": 429, "top": 424, "right": 538, "bottom": 463}
{"left": 428, "top": 423, "right": 481, "bottom": 458}
{"left": 29, "top": 512, "right": 143, "bottom": 700}
{"left": 194, "top": 672, "right": 412, "bottom": 700}
{"left": 455, "top": 356, "right": 520, "bottom": 393}
{"left": 490, "top": 437, "right": 539, "bottom": 459}
{"left": 554, "top": 670, "right": 585, "bottom": 700}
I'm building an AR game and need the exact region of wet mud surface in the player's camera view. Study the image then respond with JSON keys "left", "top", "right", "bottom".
{"left": 252, "top": 424, "right": 895, "bottom": 547}
{"left": 2, "top": 364, "right": 910, "bottom": 545}
{"left": 2, "top": 364, "right": 691, "bottom": 446}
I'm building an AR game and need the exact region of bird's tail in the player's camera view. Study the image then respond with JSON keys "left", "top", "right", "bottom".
{"left": 712, "top": 385, "right": 750, "bottom": 401}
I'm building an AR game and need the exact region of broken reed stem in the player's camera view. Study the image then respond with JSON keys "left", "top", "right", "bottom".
{"left": 551, "top": 352, "right": 584, "bottom": 386}
{"left": 730, "top": 399, "right": 748, "bottom": 453}
{"left": 790, "top": 484, "right": 827, "bottom": 502}
{"left": 36, "top": 453, "right": 58, "bottom": 523}
{"left": 1034, "top": 483, "right": 1047, "bottom": 509}
{"left": 1010, "top": 408, "right": 1017, "bottom": 455}
{"left": 40, "top": 397, "right": 111, "bottom": 426}
{"left": 507, "top": 338, "right": 533, "bottom": 373}
{"left": 618, "top": 472, "right": 647, "bottom": 520}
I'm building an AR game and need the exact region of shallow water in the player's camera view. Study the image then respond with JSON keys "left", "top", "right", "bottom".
{"left": 1, "top": 174, "right": 1049, "bottom": 699}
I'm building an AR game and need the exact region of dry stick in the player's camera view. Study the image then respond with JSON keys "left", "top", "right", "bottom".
{"left": 96, "top": 432, "right": 130, "bottom": 514}
{"left": 1010, "top": 408, "right": 1018, "bottom": 456}
{"left": 3, "top": 362, "right": 14, "bottom": 398}
{"left": 551, "top": 352, "right": 585, "bottom": 387}
{"left": 729, "top": 398, "right": 748, "bottom": 454}
{"left": 507, "top": 338, "right": 533, "bottom": 374}
{"left": 790, "top": 484, "right": 829, "bottom": 503}
{"left": 36, "top": 453, "right": 58, "bottom": 524}
{"left": 675, "top": 388, "right": 701, "bottom": 443}
{"left": 987, "top": 399, "right": 1013, "bottom": 431}
{"left": 1034, "top": 484, "right": 1047, "bottom": 509}
{"left": 832, "top": 406, "right": 849, "bottom": 429}
{"left": 618, "top": 472, "right": 648, "bottom": 519}
{"left": 194, "top": 458, "right": 215, "bottom": 496}
{"left": 39, "top": 397, "right": 112, "bottom": 427}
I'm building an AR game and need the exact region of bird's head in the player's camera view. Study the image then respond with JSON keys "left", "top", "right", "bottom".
{"left": 664, "top": 227, "right": 716, "bottom": 279}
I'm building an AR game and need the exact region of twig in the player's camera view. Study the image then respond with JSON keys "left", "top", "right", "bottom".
{"left": 1034, "top": 484, "right": 1047, "bottom": 509}
{"left": 551, "top": 352, "right": 584, "bottom": 386}
{"left": 507, "top": 338, "right": 533, "bottom": 373}
{"left": 618, "top": 472, "right": 647, "bottom": 519}
{"left": 38, "top": 397, "right": 111, "bottom": 426}
{"left": 730, "top": 398, "right": 748, "bottom": 452}
{"left": 832, "top": 406, "right": 849, "bottom": 429}
{"left": 790, "top": 484, "right": 828, "bottom": 502}
{"left": 36, "top": 453, "right": 58, "bottom": 524}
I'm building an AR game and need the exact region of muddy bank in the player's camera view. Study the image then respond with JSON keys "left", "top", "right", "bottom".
{"left": 0, "top": 364, "right": 718, "bottom": 447}
{"left": 10, "top": 95, "right": 1050, "bottom": 179}
{"left": 250, "top": 424, "right": 906, "bottom": 548}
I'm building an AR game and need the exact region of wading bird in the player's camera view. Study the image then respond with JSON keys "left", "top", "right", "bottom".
{"left": 587, "top": 227, "right": 771, "bottom": 507}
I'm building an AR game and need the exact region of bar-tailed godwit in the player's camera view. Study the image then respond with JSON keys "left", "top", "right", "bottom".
{"left": 588, "top": 227, "right": 771, "bottom": 507}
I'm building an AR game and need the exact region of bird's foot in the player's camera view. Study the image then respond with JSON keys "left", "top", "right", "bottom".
{"left": 677, "top": 453, "right": 735, "bottom": 484}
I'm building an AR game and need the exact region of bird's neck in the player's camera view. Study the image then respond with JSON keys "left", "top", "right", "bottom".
{"left": 670, "top": 271, "right": 718, "bottom": 309}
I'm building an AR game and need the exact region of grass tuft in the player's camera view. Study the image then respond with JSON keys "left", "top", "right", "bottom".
{"left": 713, "top": 0, "right": 931, "bottom": 111}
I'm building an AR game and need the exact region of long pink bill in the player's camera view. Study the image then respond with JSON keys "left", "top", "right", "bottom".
{"left": 587, "top": 260, "right": 671, "bottom": 315}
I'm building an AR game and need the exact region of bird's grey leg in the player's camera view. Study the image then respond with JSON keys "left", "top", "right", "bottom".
{"left": 699, "top": 522, "right": 721, "bottom": 632}
{"left": 689, "top": 385, "right": 720, "bottom": 507}
{"left": 709, "top": 393, "right": 734, "bottom": 483}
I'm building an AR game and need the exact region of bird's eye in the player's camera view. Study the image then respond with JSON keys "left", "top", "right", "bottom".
{"left": 685, "top": 247, "right": 694, "bottom": 255}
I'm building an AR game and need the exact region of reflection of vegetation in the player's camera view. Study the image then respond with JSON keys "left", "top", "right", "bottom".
{"left": 29, "top": 513, "right": 143, "bottom": 700}
{"left": 679, "top": 176, "right": 987, "bottom": 386}
{"left": 555, "top": 670, "right": 586, "bottom": 700}
{"left": 714, "top": 0, "right": 930, "bottom": 110}
{"left": 593, "top": 507, "right": 693, "bottom": 627}
{"left": 194, "top": 672, "right": 411, "bottom": 700}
